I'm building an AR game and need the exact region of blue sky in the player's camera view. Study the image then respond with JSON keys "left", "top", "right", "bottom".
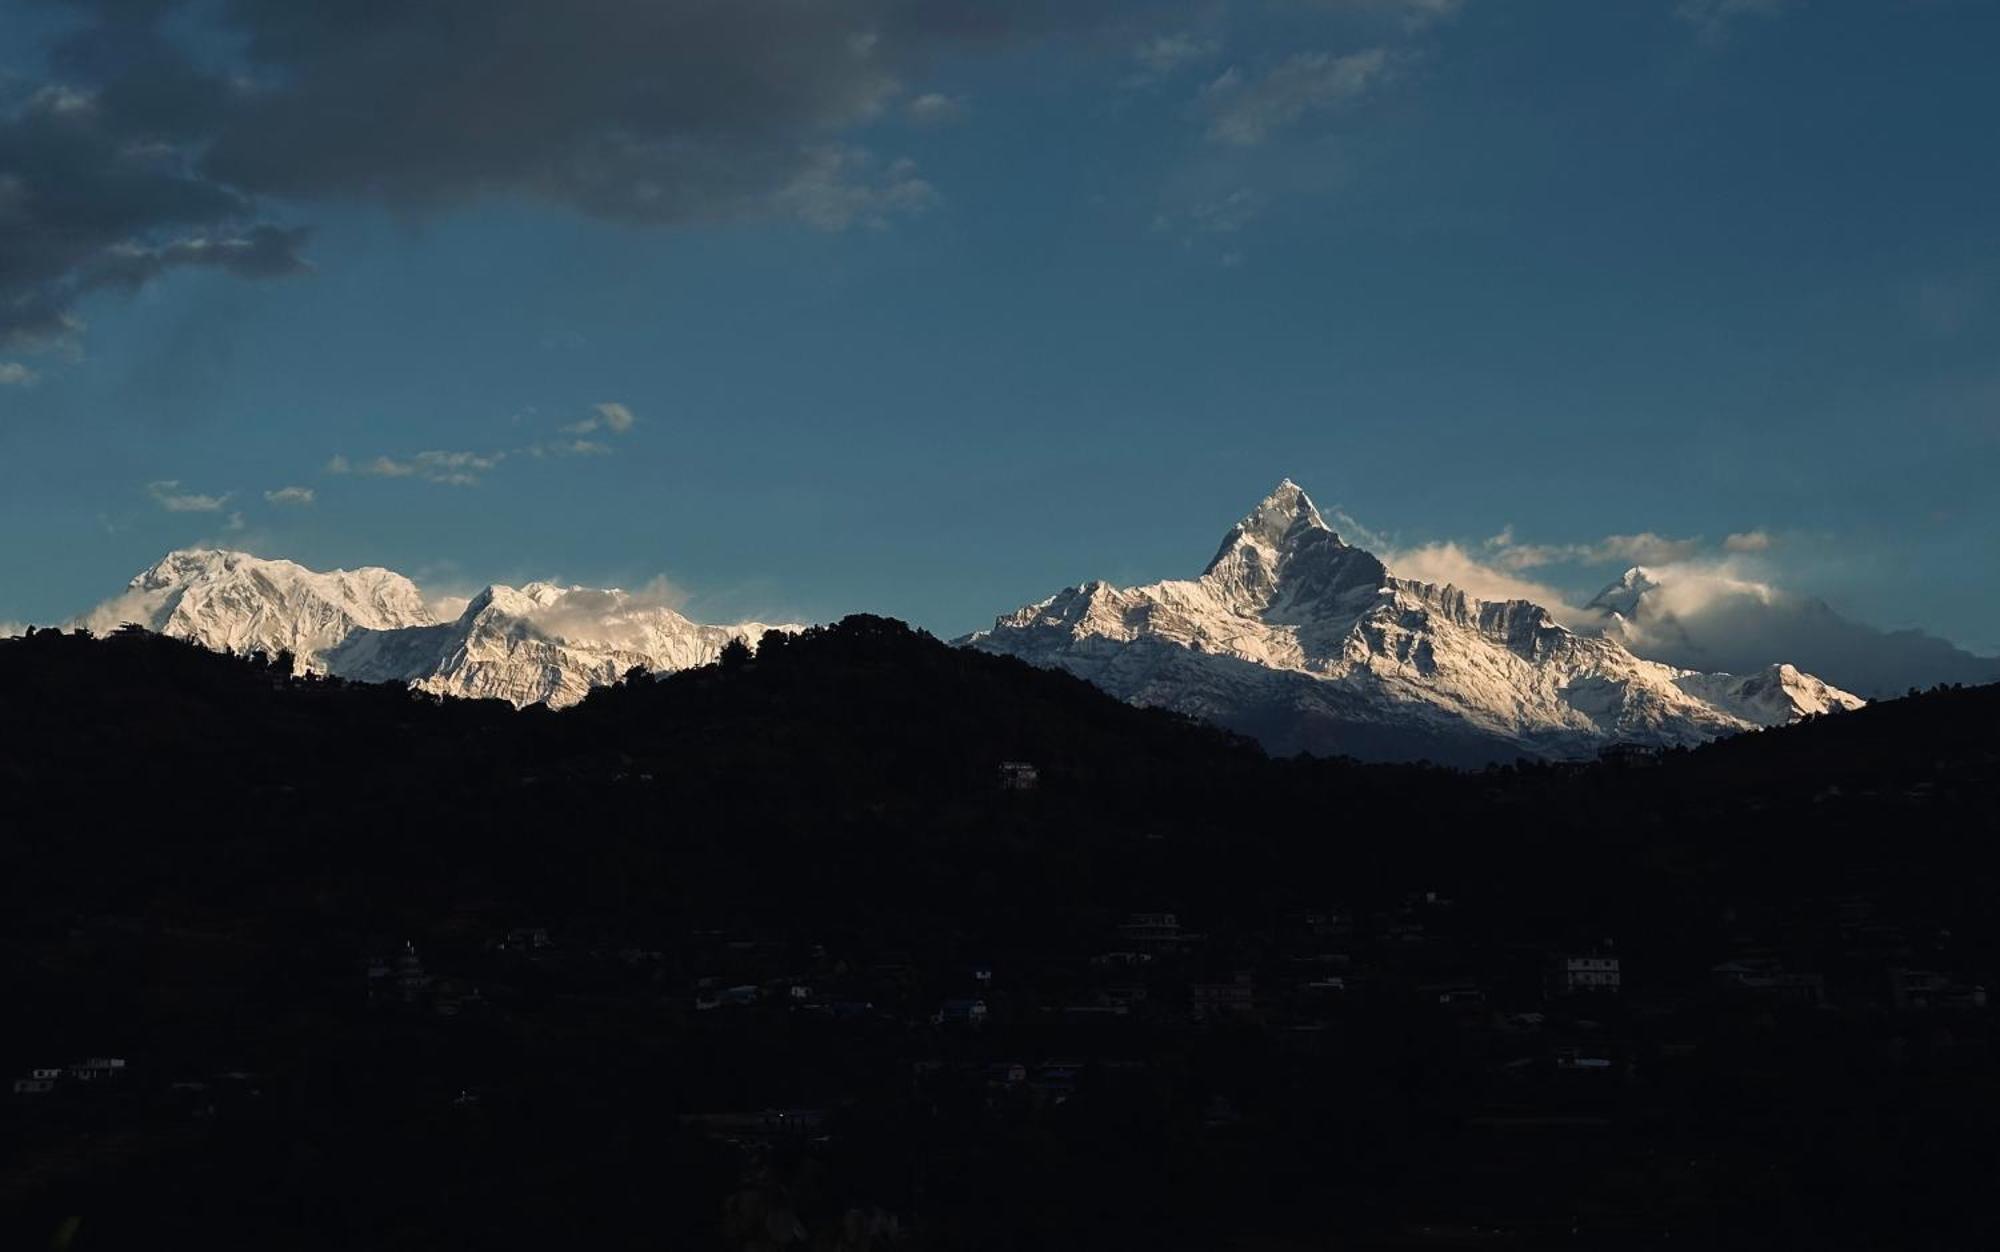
{"left": 1, "top": 0, "right": 1995, "bottom": 657}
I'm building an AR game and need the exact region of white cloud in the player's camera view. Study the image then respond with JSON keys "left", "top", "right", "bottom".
{"left": 1201, "top": 49, "right": 1394, "bottom": 147}
{"left": 1379, "top": 540, "right": 1589, "bottom": 622}
{"left": 0, "top": 361, "right": 37, "bottom": 386}
{"left": 904, "top": 92, "right": 965, "bottom": 126}
{"left": 264, "top": 485, "right": 316, "bottom": 506}
{"left": 146, "top": 479, "right": 229, "bottom": 512}
{"left": 224, "top": 510, "right": 246, "bottom": 531}
{"left": 593, "top": 402, "right": 635, "bottom": 433}
{"left": 1723, "top": 529, "right": 1773, "bottom": 553}
{"left": 327, "top": 449, "right": 504, "bottom": 486}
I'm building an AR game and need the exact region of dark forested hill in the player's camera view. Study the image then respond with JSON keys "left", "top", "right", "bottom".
{"left": 2, "top": 619, "right": 1997, "bottom": 1250}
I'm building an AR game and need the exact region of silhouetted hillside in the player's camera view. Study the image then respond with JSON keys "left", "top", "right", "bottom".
{"left": 2, "top": 619, "right": 1997, "bottom": 1250}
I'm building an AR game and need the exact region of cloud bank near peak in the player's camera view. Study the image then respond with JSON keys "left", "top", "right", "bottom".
{"left": 1363, "top": 516, "right": 2000, "bottom": 697}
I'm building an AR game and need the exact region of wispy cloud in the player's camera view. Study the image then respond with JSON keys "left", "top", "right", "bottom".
{"left": 327, "top": 450, "right": 503, "bottom": 487}
{"left": 1200, "top": 49, "right": 1395, "bottom": 147}
{"left": 146, "top": 479, "right": 230, "bottom": 512}
{"left": 1128, "top": 33, "right": 1222, "bottom": 86}
{"left": 1350, "top": 514, "right": 1768, "bottom": 626}
{"left": 774, "top": 147, "right": 939, "bottom": 232}
{"left": 1187, "top": 188, "right": 1266, "bottom": 234}
{"left": 1675, "top": 0, "right": 1795, "bottom": 43}
{"left": 264, "top": 485, "right": 316, "bottom": 506}
{"left": 0, "top": 362, "right": 37, "bottom": 386}
{"left": 521, "top": 439, "right": 611, "bottom": 459}
{"left": 1381, "top": 539, "right": 1588, "bottom": 621}
{"left": 1151, "top": 186, "right": 1269, "bottom": 266}
{"left": 1478, "top": 525, "right": 1704, "bottom": 571}
{"left": 1307, "top": 0, "right": 1466, "bottom": 31}
{"left": 329, "top": 403, "right": 635, "bottom": 488}
{"left": 561, "top": 401, "right": 639, "bottom": 436}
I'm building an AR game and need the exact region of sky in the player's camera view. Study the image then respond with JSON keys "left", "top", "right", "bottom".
{"left": 1, "top": 0, "right": 1996, "bottom": 666}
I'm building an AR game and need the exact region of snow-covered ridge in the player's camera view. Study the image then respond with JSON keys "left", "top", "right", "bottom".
{"left": 73, "top": 548, "right": 792, "bottom": 708}
{"left": 964, "top": 481, "right": 1864, "bottom": 762}
{"left": 64, "top": 496, "right": 1866, "bottom": 759}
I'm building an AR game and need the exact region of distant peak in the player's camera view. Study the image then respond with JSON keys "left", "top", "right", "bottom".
{"left": 1586, "top": 566, "right": 1660, "bottom": 617}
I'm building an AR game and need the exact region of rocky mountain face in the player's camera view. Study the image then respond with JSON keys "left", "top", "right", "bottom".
{"left": 964, "top": 481, "right": 1864, "bottom": 763}
{"left": 75, "top": 549, "right": 786, "bottom": 708}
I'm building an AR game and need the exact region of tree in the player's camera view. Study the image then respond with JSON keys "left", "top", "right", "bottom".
{"left": 719, "top": 637, "right": 753, "bottom": 670}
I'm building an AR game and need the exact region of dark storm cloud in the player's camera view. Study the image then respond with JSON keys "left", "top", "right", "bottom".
{"left": 0, "top": 80, "right": 243, "bottom": 346}
{"left": 1, "top": 0, "right": 1165, "bottom": 351}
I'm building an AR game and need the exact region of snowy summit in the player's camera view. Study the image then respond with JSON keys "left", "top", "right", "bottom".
{"left": 965, "top": 481, "right": 1863, "bottom": 763}
{"left": 74, "top": 548, "right": 791, "bottom": 708}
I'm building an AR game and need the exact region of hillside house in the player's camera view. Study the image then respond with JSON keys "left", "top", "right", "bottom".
{"left": 1547, "top": 952, "right": 1622, "bottom": 997}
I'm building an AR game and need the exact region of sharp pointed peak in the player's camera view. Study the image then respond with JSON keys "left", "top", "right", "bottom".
{"left": 1236, "top": 478, "right": 1331, "bottom": 544}
{"left": 1200, "top": 478, "right": 1366, "bottom": 588}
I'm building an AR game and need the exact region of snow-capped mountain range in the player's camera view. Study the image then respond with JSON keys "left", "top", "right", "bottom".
{"left": 964, "top": 481, "right": 1862, "bottom": 763}
{"left": 73, "top": 548, "right": 789, "bottom": 708}
{"left": 55, "top": 481, "right": 1864, "bottom": 759}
